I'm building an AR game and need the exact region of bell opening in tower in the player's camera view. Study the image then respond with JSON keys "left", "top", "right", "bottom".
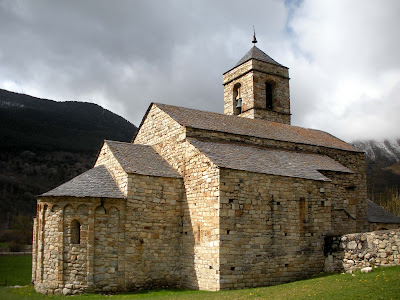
{"left": 233, "top": 83, "right": 242, "bottom": 115}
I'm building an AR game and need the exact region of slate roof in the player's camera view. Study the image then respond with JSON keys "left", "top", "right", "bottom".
{"left": 105, "top": 140, "right": 181, "bottom": 178}
{"left": 154, "top": 103, "right": 362, "bottom": 153}
{"left": 234, "top": 45, "right": 285, "bottom": 68}
{"left": 40, "top": 165, "right": 125, "bottom": 199}
{"left": 189, "top": 138, "right": 352, "bottom": 181}
{"left": 367, "top": 200, "right": 400, "bottom": 224}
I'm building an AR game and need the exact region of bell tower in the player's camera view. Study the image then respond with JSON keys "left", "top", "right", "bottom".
{"left": 223, "top": 34, "right": 291, "bottom": 124}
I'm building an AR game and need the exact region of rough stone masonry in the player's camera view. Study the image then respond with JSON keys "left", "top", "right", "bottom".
{"left": 324, "top": 229, "right": 400, "bottom": 273}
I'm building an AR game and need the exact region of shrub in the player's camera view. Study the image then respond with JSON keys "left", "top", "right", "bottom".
{"left": 0, "top": 230, "right": 23, "bottom": 243}
{"left": 8, "top": 240, "right": 23, "bottom": 252}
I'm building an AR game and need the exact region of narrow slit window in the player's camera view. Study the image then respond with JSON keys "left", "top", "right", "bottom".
{"left": 71, "top": 220, "right": 81, "bottom": 244}
{"left": 266, "top": 82, "right": 273, "bottom": 110}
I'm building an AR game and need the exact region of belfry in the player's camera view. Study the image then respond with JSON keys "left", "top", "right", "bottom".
{"left": 223, "top": 35, "right": 291, "bottom": 124}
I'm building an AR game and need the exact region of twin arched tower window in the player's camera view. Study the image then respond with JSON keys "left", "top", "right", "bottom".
{"left": 233, "top": 81, "right": 273, "bottom": 114}
{"left": 71, "top": 219, "right": 81, "bottom": 244}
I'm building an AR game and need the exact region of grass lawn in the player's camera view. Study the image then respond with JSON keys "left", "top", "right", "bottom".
{"left": 1, "top": 255, "right": 400, "bottom": 299}
{"left": 0, "top": 255, "right": 32, "bottom": 286}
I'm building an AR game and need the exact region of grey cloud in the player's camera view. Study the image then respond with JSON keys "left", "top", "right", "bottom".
{"left": 0, "top": 0, "right": 399, "bottom": 142}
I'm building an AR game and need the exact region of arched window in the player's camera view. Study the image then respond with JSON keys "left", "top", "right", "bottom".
{"left": 233, "top": 83, "right": 242, "bottom": 115}
{"left": 266, "top": 82, "right": 273, "bottom": 110}
{"left": 71, "top": 220, "right": 81, "bottom": 244}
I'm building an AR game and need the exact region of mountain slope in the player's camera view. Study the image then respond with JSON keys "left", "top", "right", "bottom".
{"left": 0, "top": 88, "right": 137, "bottom": 230}
{"left": 0, "top": 88, "right": 136, "bottom": 152}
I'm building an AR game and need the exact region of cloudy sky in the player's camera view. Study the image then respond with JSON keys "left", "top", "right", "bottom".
{"left": 1, "top": 0, "right": 399, "bottom": 142}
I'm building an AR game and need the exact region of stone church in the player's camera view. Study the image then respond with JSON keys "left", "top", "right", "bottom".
{"left": 33, "top": 41, "right": 372, "bottom": 295}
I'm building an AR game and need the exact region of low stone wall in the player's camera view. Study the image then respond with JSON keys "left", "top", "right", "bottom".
{"left": 324, "top": 229, "right": 400, "bottom": 273}
{"left": 0, "top": 252, "right": 32, "bottom": 256}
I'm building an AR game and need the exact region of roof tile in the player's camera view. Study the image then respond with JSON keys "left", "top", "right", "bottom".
{"left": 105, "top": 140, "right": 181, "bottom": 178}
{"left": 189, "top": 138, "right": 352, "bottom": 181}
{"left": 235, "top": 45, "right": 285, "bottom": 68}
{"left": 155, "top": 103, "right": 361, "bottom": 153}
{"left": 40, "top": 165, "right": 125, "bottom": 198}
{"left": 367, "top": 200, "right": 400, "bottom": 224}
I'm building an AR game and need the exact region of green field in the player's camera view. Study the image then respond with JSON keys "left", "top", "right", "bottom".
{"left": 0, "top": 255, "right": 32, "bottom": 286}
{"left": 1, "top": 255, "right": 400, "bottom": 299}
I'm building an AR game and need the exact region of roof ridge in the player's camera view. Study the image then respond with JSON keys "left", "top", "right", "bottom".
{"left": 155, "top": 103, "right": 358, "bottom": 140}
{"left": 104, "top": 139, "right": 136, "bottom": 146}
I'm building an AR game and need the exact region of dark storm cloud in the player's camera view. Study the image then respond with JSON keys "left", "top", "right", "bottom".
{"left": 1, "top": 0, "right": 399, "bottom": 141}
{"left": 0, "top": 0, "right": 287, "bottom": 125}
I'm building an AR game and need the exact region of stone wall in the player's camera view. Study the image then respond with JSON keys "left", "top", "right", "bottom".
{"left": 219, "top": 168, "right": 333, "bottom": 289}
{"left": 224, "top": 65, "right": 254, "bottom": 116}
{"left": 187, "top": 128, "right": 368, "bottom": 233}
{"left": 63, "top": 204, "right": 89, "bottom": 292}
{"left": 251, "top": 60, "right": 290, "bottom": 110}
{"left": 241, "top": 108, "right": 291, "bottom": 126}
{"left": 180, "top": 143, "right": 220, "bottom": 291}
{"left": 33, "top": 203, "right": 62, "bottom": 292}
{"left": 92, "top": 204, "right": 125, "bottom": 293}
{"left": 32, "top": 216, "right": 37, "bottom": 282}
{"left": 95, "top": 142, "right": 128, "bottom": 196}
{"left": 324, "top": 229, "right": 400, "bottom": 273}
{"left": 134, "top": 105, "right": 186, "bottom": 174}
{"left": 33, "top": 197, "right": 125, "bottom": 295}
{"left": 134, "top": 105, "right": 221, "bottom": 291}
{"left": 124, "top": 173, "right": 183, "bottom": 290}
{"left": 320, "top": 171, "right": 358, "bottom": 235}
{"left": 41, "top": 204, "right": 59, "bottom": 290}
{"left": 34, "top": 171, "right": 184, "bottom": 295}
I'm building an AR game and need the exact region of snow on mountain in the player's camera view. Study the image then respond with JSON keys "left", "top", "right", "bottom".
{"left": 0, "top": 100, "right": 25, "bottom": 108}
{"left": 352, "top": 139, "right": 400, "bottom": 163}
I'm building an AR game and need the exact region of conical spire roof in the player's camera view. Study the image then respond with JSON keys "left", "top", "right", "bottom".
{"left": 235, "top": 45, "right": 285, "bottom": 68}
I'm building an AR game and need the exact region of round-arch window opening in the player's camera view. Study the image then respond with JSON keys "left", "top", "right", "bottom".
{"left": 71, "top": 219, "right": 81, "bottom": 244}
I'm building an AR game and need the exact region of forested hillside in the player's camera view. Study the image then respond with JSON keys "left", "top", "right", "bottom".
{"left": 352, "top": 139, "right": 400, "bottom": 217}
{"left": 0, "top": 89, "right": 137, "bottom": 247}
